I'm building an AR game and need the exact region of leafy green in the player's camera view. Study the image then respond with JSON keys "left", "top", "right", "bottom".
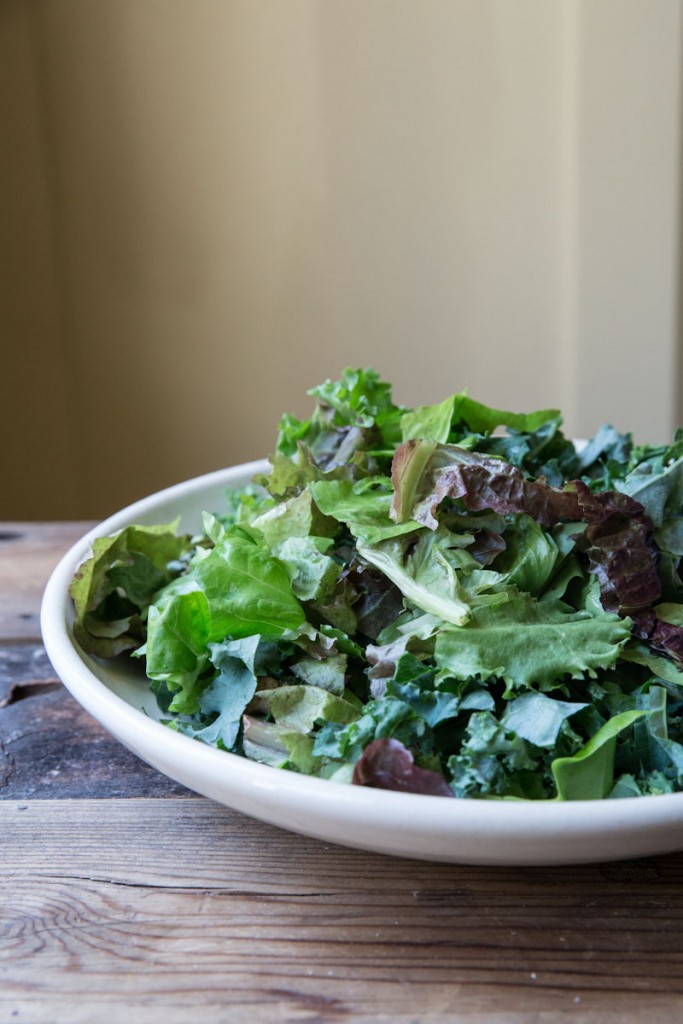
{"left": 251, "top": 490, "right": 336, "bottom": 549}
{"left": 501, "top": 692, "right": 587, "bottom": 748}
{"left": 310, "top": 478, "right": 419, "bottom": 544}
{"left": 400, "top": 393, "right": 559, "bottom": 444}
{"left": 259, "top": 685, "right": 360, "bottom": 732}
{"left": 356, "top": 529, "right": 478, "bottom": 627}
{"left": 143, "top": 587, "right": 211, "bottom": 712}
{"left": 69, "top": 522, "right": 192, "bottom": 657}
{"left": 447, "top": 711, "right": 544, "bottom": 799}
{"left": 492, "top": 514, "right": 560, "bottom": 595}
{"left": 187, "top": 636, "right": 261, "bottom": 746}
{"left": 352, "top": 738, "right": 454, "bottom": 796}
{"left": 275, "top": 367, "right": 402, "bottom": 474}
{"left": 435, "top": 594, "right": 631, "bottom": 691}
{"left": 551, "top": 711, "right": 647, "bottom": 800}
{"left": 161, "top": 527, "right": 306, "bottom": 642}
{"left": 276, "top": 536, "right": 341, "bottom": 602}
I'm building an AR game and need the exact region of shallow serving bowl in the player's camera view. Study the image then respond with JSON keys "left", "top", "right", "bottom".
{"left": 41, "top": 460, "right": 683, "bottom": 865}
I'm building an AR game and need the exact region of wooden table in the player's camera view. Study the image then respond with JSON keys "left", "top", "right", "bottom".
{"left": 3, "top": 523, "right": 683, "bottom": 1023}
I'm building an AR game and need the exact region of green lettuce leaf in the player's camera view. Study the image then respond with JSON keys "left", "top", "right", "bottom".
{"left": 276, "top": 536, "right": 341, "bottom": 602}
{"left": 160, "top": 527, "right": 306, "bottom": 642}
{"left": 400, "top": 393, "right": 559, "bottom": 444}
{"left": 620, "top": 641, "right": 683, "bottom": 686}
{"left": 291, "top": 652, "right": 347, "bottom": 695}
{"left": 144, "top": 587, "right": 211, "bottom": 712}
{"left": 69, "top": 522, "right": 192, "bottom": 657}
{"left": 310, "top": 478, "right": 419, "bottom": 544}
{"left": 356, "top": 530, "right": 475, "bottom": 627}
{"left": 501, "top": 692, "right": 587, "bottom": 748}
{"left": 251, "top": 490, "right": 336, "bottom": 550}
{"left": 551, "top": 711, "right": 647, "bottom": 800}
{"left": 435, "top": 594, "right": 631, "bottom": 691}
{"left": 188, "top": 636, "right": 261, "bottom": 747}
{"left": 259, "top": 684, "right": 360, "bottom": 732}
{"left": 492, "top": 514, "right": 560, "bottom": 596}
{"left": 400, "top": 396, "right": 456, "bottom": 445}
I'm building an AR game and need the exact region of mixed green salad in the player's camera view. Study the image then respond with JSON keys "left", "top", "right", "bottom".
{"left": 70, "top": 368, "right": 683, "bottom": 801}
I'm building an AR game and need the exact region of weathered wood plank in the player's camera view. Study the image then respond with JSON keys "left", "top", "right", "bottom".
{"left": 0, "top": 643, "right": 56, "bottom": 706}
{"left": 0, "top": 522, "right": 94, "bottom": 642}
{"left": 2, "top": 800, "right": 683, "bottom": 1022}
{"left": 0, "top": 645, "right": 194, "bottom": 798}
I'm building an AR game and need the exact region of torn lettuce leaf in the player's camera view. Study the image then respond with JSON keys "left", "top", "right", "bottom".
{"left": 434, "top": 594, "right": 631, "bottom": 692}
{"left": 400, "top": 393, "right": 559, "bottom": 445}
{"left": 69, "top": 522, "right": 193, "bottom": 658}
{"left": 501, "top": 692, "right": 588, "bottom": 748}
{"left": 157, "top": 526, "right": 306, "bottom": 642}
{"left": 356, "top": 529, "right": 481, "bottom": 627}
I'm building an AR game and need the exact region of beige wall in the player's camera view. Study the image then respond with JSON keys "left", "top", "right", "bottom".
{"left": 3, "top": 1, "right": 682, "bottom": 519}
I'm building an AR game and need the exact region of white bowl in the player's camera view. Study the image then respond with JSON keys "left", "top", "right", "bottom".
{"left": 41, "top": 460, "right": 683, "bottom": 865}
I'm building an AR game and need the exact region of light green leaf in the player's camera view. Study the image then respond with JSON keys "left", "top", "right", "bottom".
{"left": 277, "top": 536, "right": 341, "bottom": 602}
{"left": 654, "top": 603, "right": 683, "bottom": 628}
{"left": 357, "top": 531, "right": 473, "bottom": 627}
{"left": 179, "top": 530, "right": 305, "bottom": 640}
{"left": 435, "top": 594, "right": 632, "bottom": 690}
{"left": 401, "top": 396, "right": 455, "bottom": 444}
{"left": 251, "top": 490, "right": 336, "bottom": 550}
{"left": 620, "top": 642, "right": 683, "bottom": 688}
{"left": 449, "top": 394, "right": 560, "bottom": 436}
{"left": 400, "top": 393, "right": 559, "bottom": 444}
{"left": 502, "top": 692, "right": 587, "bottom": 748}
{"left": 261, "top": 685, "right": 360, "bottom": 732}
{"left": 291, "top": 653, "right": 347, "bottom": 695}
{"left": 310, "top": 479, "right": 419, "bottom": 544}
{"left": 494, "top": 514, "right": 559, "bottom": 595}
{"left": 144, "top": 587, "right": 211, "bottom": 712}
{"left": 551, "top": 711, "right": 647, "bottom": 800}
{"left": 242, "top": 716, "right": 290, "bottom": 766}
{"left": 69, "top": 521, "right": 190, "bottom": 657}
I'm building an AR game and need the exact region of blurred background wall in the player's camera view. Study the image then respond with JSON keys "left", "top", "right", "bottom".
{"left": 3, "top": 0, "right": 682, "bottom": 520}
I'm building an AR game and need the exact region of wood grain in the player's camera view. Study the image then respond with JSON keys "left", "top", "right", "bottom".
{"left": 2, "top": 799, "right": 683, "bottom": 1023}
{"left": 0, "top": 522, "right": 94, "bottom": 642}
{"left": 0, "top": 645, "right": 194, "bottom": 799}
{"left": 0, "top": 643, "right": 56, "bottom": 706}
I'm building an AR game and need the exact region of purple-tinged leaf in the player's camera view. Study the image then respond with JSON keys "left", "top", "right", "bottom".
{"left": 391, "top": 441, "right": 581, "bottom": 529}
{"left": 352, "top": 737, "right": 453, "bottom": 796}
{"left": 391, "top": 441, "right": 662, "bottom": 620}
{"left": 468, "top": 528, "right": 507, "bottom": 565}
{"left": 573, "top": 482, "right": 661, "bottom": 615}
{"left": 632, "top": 609, "right": 683, "bottom": 666}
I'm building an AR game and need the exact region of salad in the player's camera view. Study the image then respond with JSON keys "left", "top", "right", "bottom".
{"left": 70, "top": 368, "right": 683, "bottom": 801}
